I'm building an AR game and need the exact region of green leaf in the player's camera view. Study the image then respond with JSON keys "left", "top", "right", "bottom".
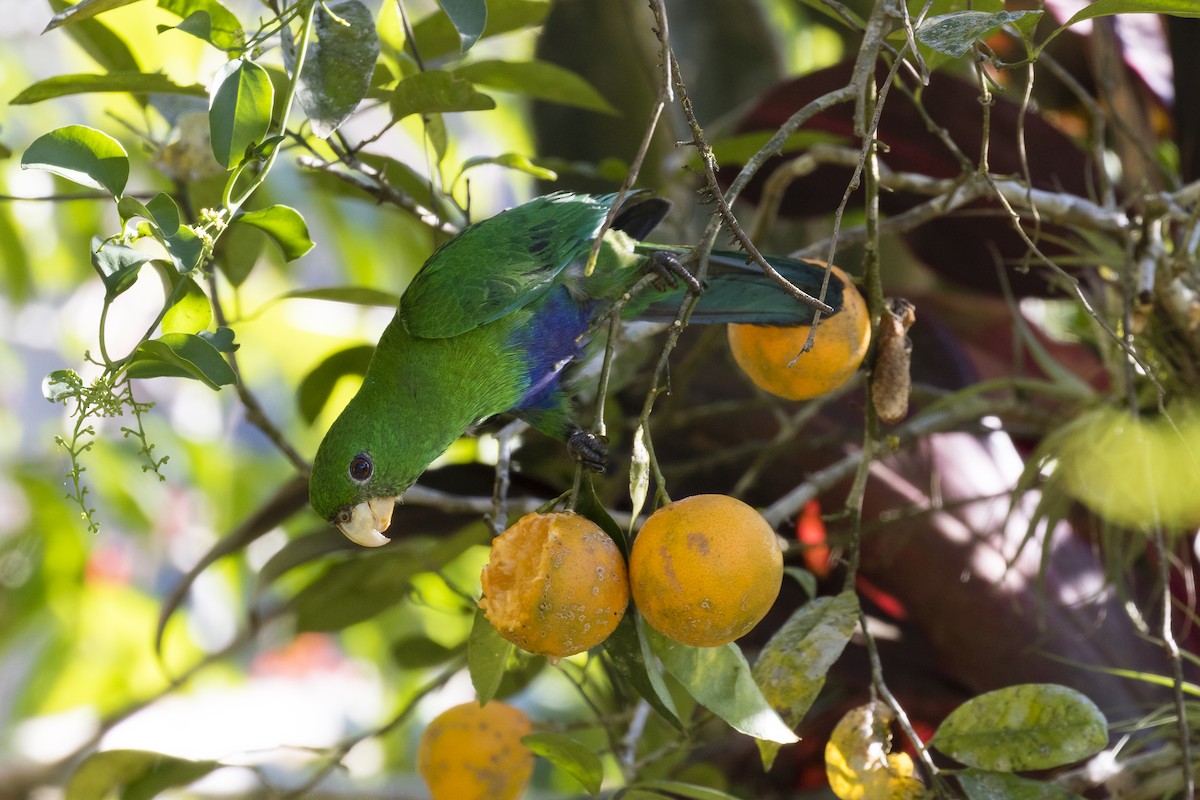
{"left": 10, "top": 72, "right": 206, "bottom": 105}
{"left": 411, "top": 0, "right": 549, "bottom": 61}
{"left": 234, "top": 205, "right": 314, "bottom": 261}
{"left": 44, "top": 369, "right": 85, "bottom": 403}
{"left": 49, "top": 0, "right": 140, "bottom": 72}
{"left": 290, "top": 0, "right": 381, "bottom": 138}
{"left": 633, "top": 781, "right": 745, "bottom": 800}
{"left": 931, "top": 684, "right": 1108, "bottom": 771}
{"left": 916, "top": 10, "right": 1042, "bottom": 58}
{"left": 390, "top": 70, "right": 495, "bottom": 120}
{"left": 254, "top": 530, "right": 358, "bottom": 595}
{"left": 127, "top": 333, "right": 236, "bottom": 389}
{"left": 291, "top": 524, "right": 488, "bottom": 631}
{"left": 208, "top": 58, "right": 273, "bottom": 169}
{"left": 44, "top": 0, "right": 144, "bottom": 32}
{"left": 146, "top": 193, "right": 182, "bottom": 235}
{"left": 469, "top": 605, "right": 512, "bottom": 704}
{"left": 1062, "top": 0, "right": 1200, "bottom": 26}
{"left": 457, "top": 153, "right": 558, "bottom": 183}
{"left": 157, "top": 0, "right": 245, "bottom": 49}
{"left": 199, "top": 326, "right": 237, "bottom": 352}
{"left": 437, "top": 0, "right": 487, "bottom": 52}
{"left": 574, "top": 475, "right": 628, "bottom": 556}
{"left": 521, "top": 732, "right": 603, "bottom": 796}
{"left": 753, "top": 591, "right": 859, "bottom": 767}
{"left": 783, "top": 566, "right": 817, "bottom": 600}
{"left": 163, "top": 224, "right": 205, "bottom": 272}
{"left": 392, "top": 635, "right": 463, "bottom": 669}
{"left": 161, "top": 276, "right": 212, "bottom": 334}
{"left": 957, "top": 769, "right": 1082, "bottom": 800}
{"left": 296, "top": 344, "right": 375, "bottom": 424}
{"left": 602, "top": 613, "right": 683, "bottom": 731}
{"left": 91, "top": 240, "right": 150, "bottom": 300}
{"left": 65, "top": 749, "right": 219, "bottom": 800}
{"left": 270, "top": 286, "right": 400, "bottom": 307}
{"left": 455, "top": 59, "right": 617, "bottom": 114}
{"left": 646, "top": 626, "right": 798, "bottom": 744}
{"left": 22, "top": 125, "right": 128, "bottom": 196}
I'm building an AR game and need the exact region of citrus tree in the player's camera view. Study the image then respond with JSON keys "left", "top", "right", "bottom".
{"left": 2, "top": 0, "right": 1199, "bottom": 798}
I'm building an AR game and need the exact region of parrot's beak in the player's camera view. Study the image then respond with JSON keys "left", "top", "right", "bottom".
{"left": 336, "top": 496, "right": 397, "bottom": 547}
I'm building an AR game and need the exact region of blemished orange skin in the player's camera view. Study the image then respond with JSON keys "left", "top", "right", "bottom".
{"left": 479, "top": 511, "right": 629, "bottom": 661}
{"left": 630, "top": 494, "right": 783, "bottom": 647}
{"left": 417, "top": 701, "right": 533, "bottom": 800}
{"left": 727, "top": 266, "right": 871, "bottom": 401}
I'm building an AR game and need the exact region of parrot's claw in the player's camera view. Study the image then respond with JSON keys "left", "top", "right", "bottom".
{"left": 647, "top": 250, "right": 705, "bottom": 295}
{"left": 568, "top": 428, "right": 608, "bottom": 473}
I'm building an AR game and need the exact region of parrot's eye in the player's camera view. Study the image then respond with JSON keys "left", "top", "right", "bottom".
{"left": 349, "top": 452, "right": 373, "bottom": 483}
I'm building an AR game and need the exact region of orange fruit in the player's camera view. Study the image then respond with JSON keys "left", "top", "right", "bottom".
{"left": 629, "top": 494, "right": 782, "bottom": 647}
{"left": 727, "top": 265, "right": 871, "bottom": 400}
{"left": 417, "top": 700, "right": 533, "bottom": 800}
{"left": 480, "top": 511, "right": 629, "bottom": 660}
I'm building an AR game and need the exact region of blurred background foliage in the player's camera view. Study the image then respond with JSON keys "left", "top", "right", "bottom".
{"left": 3, "top": 0, "right": 1200, "bottom": 798}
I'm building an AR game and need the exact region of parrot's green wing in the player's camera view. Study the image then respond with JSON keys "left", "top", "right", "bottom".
{"left": 399, "top": 192, "right": 621, "bottom": 339}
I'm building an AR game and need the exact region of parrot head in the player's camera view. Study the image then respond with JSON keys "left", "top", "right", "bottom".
{"left": 309, "top": 406, "right": 409, "bottom": 547}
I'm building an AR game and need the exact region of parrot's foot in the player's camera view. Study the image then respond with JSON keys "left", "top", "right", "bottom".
{"left": 647, "top": 250, "right": 705, "bottom": 295}
{"left": 567, "top": 428, "right": 608, "bottom": 473}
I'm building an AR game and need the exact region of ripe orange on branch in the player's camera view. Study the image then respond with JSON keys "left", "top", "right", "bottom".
{"left": 630, "top": 494, "right": 783, "bottom": 647}
{"left": 727, "top": 264, "right": 871, "bottom": 400}
{"left": 417, "top": 701, "right": 534, "bottom": 800}
{"left": 479, "top": 511, "right": 629, "bottom": 660}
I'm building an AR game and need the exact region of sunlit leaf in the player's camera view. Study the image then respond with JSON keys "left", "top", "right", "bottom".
{"left": 10, "top": 72, "right": 206, "bottom": 105}
{"left": 44, "top": 0, "right": 143, "bottom": 32}
{"left": 522, "top": 732, "right": 603, "bottom": 796}
{"left": 208, "top": 58, "right": 273, "bottom": 168}
{"left": 163, "top": 224, "right": 205, "bottom": 272}
{"left": 267, "top": 286, "right": 400, "bottom": 308}
{"left": 161, "top": 276, "right": 212, "bottom": 334}
{"left": 91, "top": 239, "right": 151, "bottom": 300}
{"left": 22, "top": 124, "right": 128, "bottom": 196}
{"left": 157, "top": 0, "right": 245, "bottom": 49}
{"left": 48, "top": 0, "right": 140, "bottom": 72}
{"left": 602, "top": 613, "right": 683, "bottom": 730}
{"left": 127, "top": 333, "right": 236, "bottom": 389}
{"left": 65, "top": 749, "right": 219, "bottom": 800}
{"left": 411, "top": 0, "right": 549, "bottom": 61}
{"left": 469, "top": 604, "right": 512, "bottom": 704}
{"left": 296, "top": 344, "right": 375, "bottom": 424}
{"left": 455, "top": 59, "right": 617, "bottom": 114}
{"left": 754, "top": 591, "right": 859, "bottom": 767}
{"left": 290, "top": 0, "right": 380, "bottom": 138}
{"left": 1062, "top": 0, "right": 1200, "bottom": 26}
{"left": 956, "top": 769, "right": 1080, "bottom": 799}
{"left": 628, "top": 423, "right": 650, "bottom": 536}
{"left": 646, "top": 627, "right": 797, "bottom": 743}
{"left": 916, "top": 10, "right": 1042, "bottom": 58}
{"left": 826, "top": 703, "right": 926, "bottom": 800}
{"left": 458, "top": 152, "right": 558, "bottom": 183}
{"left": 931, "top": 684, "right": 1107, "bottom": 771}
{"left": 389, "top": 70, "right": 495, "bottom": 120}
{"left": 234, "top": 204, "right": 313, "bottom": 261}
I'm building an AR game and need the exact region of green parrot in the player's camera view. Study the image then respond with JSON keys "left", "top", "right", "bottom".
{"left": 309, "top": 191, "right": 847, "bottom": 546}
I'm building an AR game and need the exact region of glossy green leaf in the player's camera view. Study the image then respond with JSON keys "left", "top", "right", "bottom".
{"left": 455, "top": 59, "right": 617, "bottom": 114}
{"left": 602, "top": 613, "right": 683, "bottom": 730}
{"left": 634, "top": 781, "right": 744, "bottom": 800}
{"left": 44, "top": 0, "right": 143, "bottom": 32}
{"left": 458, "top": 152, "right": 558, "bottom": 183}
{"left": 390, "top": 70, "right": 495, "bottom": 120}
{"left": 296, "top": 344, "right": 374, "bottom": 424}
{"left": 291, "top": 0, "right": 380, "bottom": 138}
{"left": 291, "top": 524, "right": 487, "bottom": 631}
{"left": 469, "top": 605, "right": 512, "bottom": 704}
{"left": 65, "top": 749, "right": 219, "bottom": 800}
{"left": 411, "top": 0, "right": 548, "bottom": 61}
{"left": 22, "top": 125, "right": 128, "bottom": 196}
{"left": 161, "top": 276, "right": 212, "bottom": 334}
{"left": 127, "top": 333, "right": 236, "bottom": 389}
{"left": 916, "top": 10, "right": 1042, "bottom": 58}
{"left": 208, "top": 58, "right": 273, "bottom": 168}
{"left": 91, "top": 240, "right": 150, "bottom": 300}
{"left": 234, "top": 205, "right": 313, "bottom": 261}
{"left": 163, "top": 224, "right": 205, "bottom": 272}
{"left": 158, "top": 0, "right": 245, "bottom": 50}
{"left": 957, "top": 769, "right": 1081, "bottom": 800}
{"left": 118, "top": 193, "right": 181, "bottom": 236}
{"left": 392, "top": 635, "right": 463, "bottom": 669}
{"left": 10, "top": 72, "right": 206, "bottom": 105}
{"left": 1062, "top": 0, "right": 1200, "bottom": 26}
{"left": 49, "top": 0, "right": 140, "bottom": 72}
{"left": 753, "top": 591, "right": 859, "bottom": 767}
{"left": 931, "top": 684, "right": 1108, "bottom": 771}
{"left": 574, "top": 475, "right": 628, "bottom": 556}
{"left": 437, "top": 0, "right": 487, "bottom": 52}
{"left": 199, "top": 326, "right": 237, "bottom": 353}
{"left": 521, "top": 732, "right": 603, "bottom": 796}
{"left": 647, "top": 627, "right": 798, "bottom": 744}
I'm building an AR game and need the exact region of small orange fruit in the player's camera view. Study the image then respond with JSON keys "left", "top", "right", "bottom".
{"left": 727, "top": 264, "right": 871, "bottom": 400}
{"left": 417, "top": 700, "right": 534, "bottom": 800}
{"left": 480, "top": 511, "right": 629, "bottom": 660}
{"left": 630, "top": 494, "right": 783, "bottom": 647}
